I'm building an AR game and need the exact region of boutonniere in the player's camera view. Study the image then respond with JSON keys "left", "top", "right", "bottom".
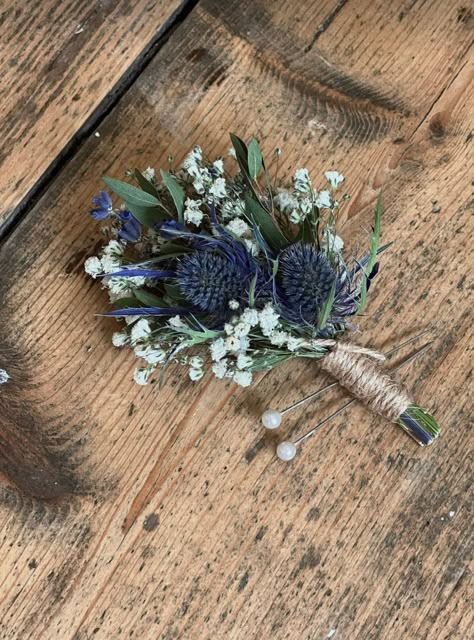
{"left": 85, "top": 135, "right": 440, "bottom": 460}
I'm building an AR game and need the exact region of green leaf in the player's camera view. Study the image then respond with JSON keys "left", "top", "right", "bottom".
{"left": 134, "top": 169, "right": 159, "bottom": 197}
{"left": 229, "top": 133, "right": 249, "bottom": 174}
{"left": 244, "top": 195, "right": 289, "bottom": 252}
{"left": 112, "top": 297, "right": 146, "bottom": 310}
{"left": 318, "top": 281, "right": 336, "bottom": 330}
{"left": 134, "top": 290, "right": 169, "bottom": 307}
{"left": 300, "top": 217, "right": 315, "bottom": 243}
{"left": 103, "top": 177, "right": 160, "bottom": 208}
{"left": 357, "top": 192, "right": 382, "bottom": 314}
{"left": 164, "top": 283, "right": 188, "bottom": 304}
{"left": 247, "top": 138, "right": 263, "bottom": 180}
{"left": 160, "top": 170, "right": 185, "bottom": 223}
{"left": 103, "top": 176, "right": 169, "bottom": 227}
{"left": 248, "top": 273, "right": 258, "bottom": 307}
{"left": 126, "top": 203, "right": 169, "bottom": 227}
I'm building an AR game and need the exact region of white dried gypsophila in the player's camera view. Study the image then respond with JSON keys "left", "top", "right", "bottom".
{"left": 142, "top": 167, "right": 156, "bottom": 181}
{"left": 168, "top": 315, "right": 186, "bottom": 328}
{"left": 315, "top": 190, "right": 332, "bottom": 210}
{"left": 134, "top": 345, "right": 166, "bottom": 365}
{"left": 182, "top": 145, "right": 203, "bottom": 178}
{"left": 212, "top": 158, "right": 225, "bottom": 174}
{"left": 238, "top": 336, "right": 250, "bottom": 352}
{"left": 133, "top": 366, "right": 154, "bottom": 385}
{"left": 183, "top": 198, "right": 204, "bottom": 226}
{"left": 189, "top": 356, "right": 204, "bottom": 381}
{"left": 228, "top": 300, "right": 240, "bottom": 310}
{"left": 208, "top": 177, "right": 227, "bottom": 199}
{"left": 112, "top": 331, "right": 129, "bottom": 347}
{"left": 106, "top": 276, "right": 146, "bottom": 297}
{"left": 243, "top": 239, "right": 260, "bottom": 256}
{"left": 293, "top": 168, "right": 311, "bottom": 193}
{"left": 212, "top": 359, "right": 228, "bottom": 379}
{"left": 225, "top": 335, "right": 241, "bottom": 352}
{"left": 258, "top": 303, "right": 280, "bottom": 336}
{"left": 324, "top": 170, "right": 344, "bottom": 189}
{"left": 100, "top": 255, "right": 123, "bottom": 273}
{"left": 233, "top": 370, "right": 253, "bottom": 387}
{"left": 102, "top": 239, "right": 125, "bottom": 257}
{"left": 0, "top": 369, "right": 10, "bottom": 384}
{"left": 286, "top": 336, "right": 305, "bottom": 352}
{"left": 240, "top": 308, "right": 259, "bottom": 327}
{"left": 221, "top": 198, "right": 246, "bottom": 219}
{"left": 236, "top": 353, "right": 253, "bottom": 370}
{"left": 289, "top": 209, "right": 302, "bottom": 224}
{"left": 322, "top": 230, "right": 344, "bottom": 253}
{"left": 84, "top": 256, "right": 103, "bottom": 278}
{"left": 275, "top": 188, "right": 299, "bottom": 213}
{"left": 210, "top": 338, "right": 227, "bottom": 361}
{"left": 269, "top": 331, "right": 289, "bottom": 347}
{"left": 130, "top": 318, "right": 152, "bottom": 345}
{"left": 299, "top": 198, "right": 312, "bottom": 215}
{"left": 225, "top": 217, "right": 251, "bottom": 237}
{"left": 233, "top": 322, "right": 251, "bottom": 338}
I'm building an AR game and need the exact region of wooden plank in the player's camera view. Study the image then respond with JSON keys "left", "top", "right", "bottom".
{"left": 0, "top": 0, "right": 189, "bottom": 228}
{"left": 0, "top": 0, "right": 473, "bottom": 638}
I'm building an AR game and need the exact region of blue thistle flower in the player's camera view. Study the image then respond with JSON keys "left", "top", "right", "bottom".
{"left": 90, "top": 191, "right": 113, "bottom": 220}
{"left": 176, "top": 252, "right": 255, "bottom": 313}
{"left": 278, "top": 243, "right": 337, "bottom": 324}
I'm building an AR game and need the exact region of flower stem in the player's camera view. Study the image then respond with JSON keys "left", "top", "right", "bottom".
{"left": 397, "top": 405, "right": 441, "bottom": 446}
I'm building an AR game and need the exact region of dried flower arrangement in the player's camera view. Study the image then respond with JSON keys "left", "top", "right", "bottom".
{"left": 85, "top": 134, "right": 440, "bottom": 459}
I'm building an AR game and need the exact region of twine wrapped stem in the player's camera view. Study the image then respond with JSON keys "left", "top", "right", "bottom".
{"left": 316, "top": 341, "right": 440, "bottom": 446}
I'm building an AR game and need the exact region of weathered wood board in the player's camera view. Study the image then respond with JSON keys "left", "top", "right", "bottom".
{"left": 0, "top": 0, "right": 186, "bottom": 227}
{"left": 0, "top": 1, "right": 473, "bottom": 638}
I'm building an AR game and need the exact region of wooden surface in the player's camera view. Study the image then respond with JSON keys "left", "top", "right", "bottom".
{"left": 0, "top": 1, "right": 473, "bottom": 638}
{"left": 0, "top": 0, "right": 186, "bottom": 228}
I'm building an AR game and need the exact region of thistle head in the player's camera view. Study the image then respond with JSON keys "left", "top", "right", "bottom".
{"left": 176, "top": 251, "right": 254, "bottom": 314}
{"left": 278, "top": 243, "right": 337, "bottom": 324}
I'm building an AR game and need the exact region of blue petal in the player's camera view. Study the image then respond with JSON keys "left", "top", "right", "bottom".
{"left": 89, "top": 207, "right": 110, "bottom": 220}
{"left": 101, "top": 269, "right": 175, "bottom": 278}
{"left": 100, "top": 307, "right": 191, "bottom": 317}
{"left": 118, "top": 217, "right": 141, "bottom": 242}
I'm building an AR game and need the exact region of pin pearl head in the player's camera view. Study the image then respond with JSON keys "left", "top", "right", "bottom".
{"left": 261, "top": 409, "right": 282, "bottom": 430}
{"left": 276, "top": 441, "right": 297, "bottom": 461}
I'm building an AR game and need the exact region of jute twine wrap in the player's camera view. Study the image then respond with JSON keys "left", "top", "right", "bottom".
{"left": 319, "top": 341, "right": 412, "bottom": 421}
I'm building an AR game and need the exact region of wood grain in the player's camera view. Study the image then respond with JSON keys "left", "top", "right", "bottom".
{"left": 0, "top": 1, "right": 473, "bottom": 638}
{"left": 0, "top": 0, "right": 188, "bottom": 228}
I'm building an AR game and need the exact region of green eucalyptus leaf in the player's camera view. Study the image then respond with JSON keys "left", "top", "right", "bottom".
{"left": 134, "top": 290, "right": 170, "bottom": 308}
{"left": 160, "top": 170, "right": 185, "bottom": 222}
{"left": 126, "top": 202, "right": 169, "bottom": 227}
{"left": 112, "top": 297, "right": 146, "bottom": 310}
{"left": 134, "top": 169, "right": 159, "bottom": 197}
{"left": 244, "top": 195, "right": 289, "bottom": 252}
{"left": 247, "top": 138, "right": 263, "bottom": 180}
{"left": 229, "top": 133, "right": 249, "bottom": 174}
{"left": 103, "top": 177, "right": 160, "bottom": 208}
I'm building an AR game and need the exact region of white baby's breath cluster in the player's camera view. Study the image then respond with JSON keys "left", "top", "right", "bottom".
{"left": 205, "top": 302, "right": 306, "bottom": 387}
{"left": 108, "top": 301, "right": 313, "bottom": 387}
{"left": 275, "top": 168, "right": 344, "bottom": 225}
